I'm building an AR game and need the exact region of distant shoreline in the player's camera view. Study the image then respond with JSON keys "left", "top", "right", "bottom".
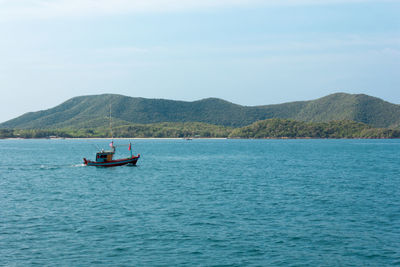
{"left": 2, "top": 137, "right": 399, "bottom": 140}
{"left": 2, "top": 119, "right": 399, "bottom": 139}
{"left": 2, "top": 137, "right": 228, "bottom": 140}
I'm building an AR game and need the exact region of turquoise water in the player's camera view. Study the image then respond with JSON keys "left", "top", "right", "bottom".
{"left": 0, "top": 139, "right": 399, "bottom": 266}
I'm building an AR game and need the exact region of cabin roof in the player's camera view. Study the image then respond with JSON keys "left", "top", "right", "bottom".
{"left": 96, "top": 151, "right": 114, "bottom": 155}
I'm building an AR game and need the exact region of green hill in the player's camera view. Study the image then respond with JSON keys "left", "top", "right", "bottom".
{"left": 228, "top": 119, "right": 400, "bottom": 139}
{"left": 290, "top": 93, "right": 400, "bottom": 127}
{"left": 1, "top": 93, "right": 400, "bottom": 129}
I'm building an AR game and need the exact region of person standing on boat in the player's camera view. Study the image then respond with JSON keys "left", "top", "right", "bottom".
{"left": 109, "top": 141, "right": 115, "bottom": 152}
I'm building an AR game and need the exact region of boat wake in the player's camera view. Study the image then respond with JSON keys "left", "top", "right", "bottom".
{"left": 39, "top": 164, "right": 62, "bottom": 170}
{"left": 72, "top": 164, "right": 86, "bottom": 168}
{"left": 36, "top": 164, "right": 86, "bottom": 169}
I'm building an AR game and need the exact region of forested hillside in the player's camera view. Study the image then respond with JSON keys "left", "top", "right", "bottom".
{"left": 1, "top": 120, "right": 399, "bottom": 139}
{"left": 1, "top": 93, "right": 400, "bottom": 129}
{"left": 228, "top": 119, "right": 400, "bottom": 139}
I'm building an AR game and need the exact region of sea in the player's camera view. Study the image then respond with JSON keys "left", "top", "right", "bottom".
{"left": 0, "top": 139, "right": 399, "bottom": 266}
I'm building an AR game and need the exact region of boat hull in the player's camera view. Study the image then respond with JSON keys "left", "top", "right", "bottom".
{"left": 83, "top": 155, "right": 140, "bottom": 167}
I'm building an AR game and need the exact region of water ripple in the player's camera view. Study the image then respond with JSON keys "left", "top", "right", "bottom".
{"left": 0, "top": 139, "right": 399, "bottom": 266}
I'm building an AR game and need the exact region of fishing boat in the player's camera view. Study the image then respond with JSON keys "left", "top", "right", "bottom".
{"left": 83, "top": 104, "right": 140, "bottom": 167}
{"left": 83, "top": 142, "right": 140, "bottom": 167}
{"left": 83, "top": 156, "right": 140, "bottom": 167}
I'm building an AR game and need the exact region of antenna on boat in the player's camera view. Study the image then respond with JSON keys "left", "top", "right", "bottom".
{"left": 92, "top": 143, "right": 101, "bottom": 151}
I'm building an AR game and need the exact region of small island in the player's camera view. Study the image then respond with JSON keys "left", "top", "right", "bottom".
{"left": 1, "top": 93, "right": 400, "bottom": 139}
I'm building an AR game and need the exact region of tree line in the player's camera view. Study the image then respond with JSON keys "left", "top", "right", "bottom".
{"left": 1, "top": 119, "right": 400, "bottom": 139}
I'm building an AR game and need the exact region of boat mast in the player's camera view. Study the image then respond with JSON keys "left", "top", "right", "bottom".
{"left": 110, "top": 104, "right": 113, "bottom": 140}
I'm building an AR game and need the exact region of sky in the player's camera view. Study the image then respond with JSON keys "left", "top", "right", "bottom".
{"left": 0, "top": 0, "right": 399, "bottom": 123}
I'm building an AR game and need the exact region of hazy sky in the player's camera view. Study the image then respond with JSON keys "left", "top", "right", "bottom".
{"left": 0, "top": 0, "right": 399, "bottom": 123}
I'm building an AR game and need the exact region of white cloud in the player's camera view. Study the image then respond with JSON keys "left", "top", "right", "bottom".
{"left": 0, "top": 0, "right": 396, "bottom": 20}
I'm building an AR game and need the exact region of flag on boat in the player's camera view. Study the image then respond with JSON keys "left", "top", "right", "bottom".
{"left": 129, "top": 143, "right": 131, "bottom": 151}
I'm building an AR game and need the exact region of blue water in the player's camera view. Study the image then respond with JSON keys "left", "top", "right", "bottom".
{"left": 0, "top": 139, "right": 399, "bottom": 266}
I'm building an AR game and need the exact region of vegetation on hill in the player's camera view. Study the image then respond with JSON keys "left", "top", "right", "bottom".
{"left": 290, "top": 93, "right": 400, "bottom": 128}
{"left": 1, "top": 93, "right": 400, "bottom": 129}
{"left": 112, "top": 122, "right": 231, "bottom": 138}
{"left": 1, "top": 119, "right": 399, "bottom": 139}
{"left": 228, "top": 119, "right": 400, "bottom": 139}
{"left": 0, "top": 95, "right": 255, "bottom": 128}
{"left": 0, "top": 122, "right": 231, "bottom": 139}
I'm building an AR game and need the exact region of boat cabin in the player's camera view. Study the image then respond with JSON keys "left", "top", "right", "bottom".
{"left": 95, "top": 149, "right": 114, "bottom": 162}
